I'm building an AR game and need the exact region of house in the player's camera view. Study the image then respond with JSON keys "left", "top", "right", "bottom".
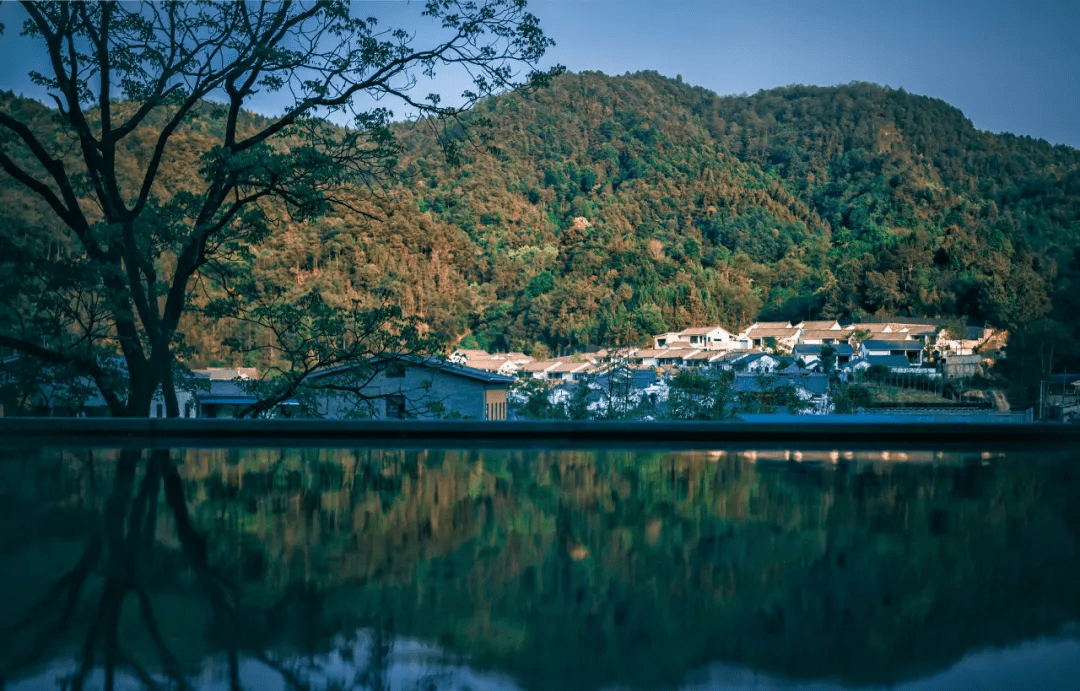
{"left": 652, "top": 332, "right": 685, "bottom": 348}
{"left": 520, "top": 359, "right": 564, "bottom": 380}
{"left": 678, "top": 326, "right": 736, "bottom": 350}
{"left": 733, "top": 372, "right": 831, "bottom": 414}
{"left": 449, "top": 348, "right": 490, "bottom": 365}
{"left": 457, "top": 357, "right": 519, "bottom": 376}
{"left": 681, "top": 351, "right": 732, "bottom": 367}
{"left": 745, "top": 321, "right": 793, "bottom": 330}
{"left": 843, "top": 322, "right": 893, "bottom": 337}
{"left": 793, "top": 343, "right": 855, "bottom": 369}
{"left": 860, "top": 339, "right": 925, "bottom": 365}
{"left": 710, "top": 351, "right": 755, "bottom": 371}
{"left": 587, "top": 366, "right": 660, "bottom": 416}
{"left": 736, "top": 352, "right": 782, "bottom": 373}
{"left": 934, "top": 325, "right": 1000, "bottom": 356}
{"left": 308, "top": 358, "right": 514, "bottom": 420}
{"left": 628, "top": 349, "right": 667, "bottom": 367}
{"left": 545, "top": 362, "right": 596, "bottom": 382}
{"left": 501, "top": 352, "right": 535, "bottom": 366}
{"left": 589, "top": 347, "right": 639, "bottom": 365}
{"left": 942, "top": 354, "right": 982, "bottom": 379}
{"left": 743, "top": 327, "right": 800, "bottom": 351}
{"left": 841, "top": 355, "right": 941, "bottom": 378}
{"left": 797, "top": 330, "right": 849, "bottom": 345}
{"left": 0, "top": 354, "right": 201, "bottom": 418}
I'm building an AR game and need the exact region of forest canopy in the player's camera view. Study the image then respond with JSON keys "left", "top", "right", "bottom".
{"left": 3, "top": 68, "right": 1080, "bottom": 410}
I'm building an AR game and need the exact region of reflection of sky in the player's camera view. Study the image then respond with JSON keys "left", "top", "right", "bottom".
{"left": 8, "top": 630, "right": 1080, "bottom": 691}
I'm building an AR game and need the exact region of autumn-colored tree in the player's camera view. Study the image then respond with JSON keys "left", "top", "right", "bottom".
{"left": 0, "top": 0, "right": 557, "bottom": 416}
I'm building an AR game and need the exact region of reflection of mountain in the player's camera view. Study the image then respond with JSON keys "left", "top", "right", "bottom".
{"left": 1, "top": 447, "right": 1078, "bottom": 690}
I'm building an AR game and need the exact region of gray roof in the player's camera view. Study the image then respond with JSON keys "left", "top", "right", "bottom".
{"left": 199, "top": 379, "right": 259, "bottom": 405}
{"left": 733, "top": 373, "right": 829, "bottom": 395}
{"left": 795, "top": 343, "right": 855, "bottom": 356}
{"left": 595, "top": 368, "right": 656, "bottom": 390}
{"left": 862, "top": 339, "right": 923, "bottom": 352}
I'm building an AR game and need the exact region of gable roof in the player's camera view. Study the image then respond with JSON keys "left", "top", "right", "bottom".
{"left": 548, "top": 362, "right": 594, "bottom": 373}
{"left": 634, "top": 348, "right": 700, "bottom": 359}
{"left": 845, "top": 322, "right": 892, "bottom": 333}
{"left": 748, "top": 321, "right": 792, "bottom": 330}
{"left": 464, "top": 358, "right": 518, "bottom": 373}
{"left": 521, "top": 359, "right": 563, "bottom": 372}
{"left": 452, "top": 349, "right": 491, "bottom": 359}
{"left": 748, "top": 328, "right": 800, "bottom": 340}
{"left": 798, "top": 329, "right": 849, "bottom": 342}
{"left": 795, "top": 320, "right": 841, "bottom": 330}
{"left": 679, "top": 326, "right": 729, "bottom": 336}
{"left": 500, "top": 352, "right": 535, "bottom": 364}
{"left": 682, "top": 351, "right": 727, "bottom": 362}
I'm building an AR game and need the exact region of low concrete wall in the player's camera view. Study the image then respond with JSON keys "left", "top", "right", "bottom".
{"left": 0, "top": 417, "right": 1077, "bottom": 450}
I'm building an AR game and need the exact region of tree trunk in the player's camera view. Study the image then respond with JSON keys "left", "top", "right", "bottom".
{"left": 161, "top": 364, "right": 180, "bottom": 418}
{"left": 125, "top": 371, "right": 156, "bottom": 418}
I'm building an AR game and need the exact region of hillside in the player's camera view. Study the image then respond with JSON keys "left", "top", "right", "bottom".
{"left": 3, "top": 71, "right": 1080, "bottom": 398}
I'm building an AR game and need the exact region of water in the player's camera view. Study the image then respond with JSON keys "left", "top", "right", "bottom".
{"left": 0, "top": 446, "right": 1077, "bottom": 690}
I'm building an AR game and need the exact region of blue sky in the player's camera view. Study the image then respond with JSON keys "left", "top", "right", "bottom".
{"left": 1, "top": 0, "right": 1078, "bottom": 148}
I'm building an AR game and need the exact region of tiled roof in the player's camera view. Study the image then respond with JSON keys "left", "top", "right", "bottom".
{"left": 682, "top": 351, "right": 725, "bottom": 361}
{"left": 799, "top": 329, "right": 849, "bottom": 342}
{"left": 452, "top": 349, "right": 491, "bottom": 359}
{"left": 465, "top": 358, "right": 517, "bottom": 372}
{"left": 749, "top": 321, "right": 792, "bottom": 329}
{"left": 796, "top": 320, "right": 841, "bottom": 330}
{"left": 549, "top": 362, "right": 594, "bottom": 373}
{"left": 521, "top": 359, "right": 562, "bottom": 372}
{"left": 748, "top": 328, "right": 800, "bottom": 339}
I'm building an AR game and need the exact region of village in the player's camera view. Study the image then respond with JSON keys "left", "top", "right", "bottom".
{"left": 447, "top": 318, "right": 1028, "bottom": 421}
{"left": 2, "top": 316, "right": 1034, "bottom": 422}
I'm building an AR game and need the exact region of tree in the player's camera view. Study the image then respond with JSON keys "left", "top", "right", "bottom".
{"left": 818, "top": 343, "right": 837, "bottom": 376}
{"left": 0, "top": 0, "right": 558, "bottom": 416}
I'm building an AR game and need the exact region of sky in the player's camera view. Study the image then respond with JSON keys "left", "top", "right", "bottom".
{"left": 1, "top": 0, "right": 1078, "bottom": 148}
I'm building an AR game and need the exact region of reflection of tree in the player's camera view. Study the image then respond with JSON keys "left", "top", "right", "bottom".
{"left": 2, "top": 450, "right": 218, "bottom": 689}
{"left": 1, "top": 448, "right": 1079, "bottom": 691}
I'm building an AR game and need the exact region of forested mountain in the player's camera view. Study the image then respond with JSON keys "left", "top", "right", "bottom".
{"left": 3, "top": 71, "right": 1079, "bottom": 399}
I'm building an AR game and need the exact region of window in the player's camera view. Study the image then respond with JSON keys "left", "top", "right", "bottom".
{"left": 386, "top": 394, "right": 406, "bottom": 419}
{"left": 386, "top": 363, "right": 406, "bottom": 378}
{"left": 156, "top": 403, "right": 163, "bottom": 418}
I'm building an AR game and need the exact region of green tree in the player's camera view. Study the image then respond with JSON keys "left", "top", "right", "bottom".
{"left": 0, "top": 0, "right": 557, "bottom": 416}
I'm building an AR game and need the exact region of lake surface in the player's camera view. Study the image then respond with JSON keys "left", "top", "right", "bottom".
{"left": 0, "top": 446, "right": 1078, "bottom": 690}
